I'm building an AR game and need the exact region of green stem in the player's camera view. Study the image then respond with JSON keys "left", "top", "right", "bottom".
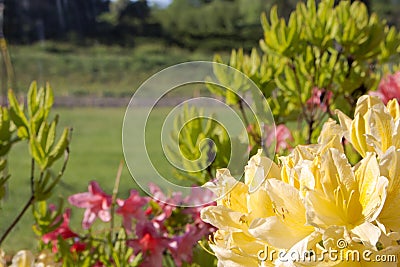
{"left": 109, "top": 161, "right": 123, "bottom": 246}
{"left": 0, "top": 195, "right": 34, "bottom": 245}
{"left": 238, "top": 100, "right": 250, "bottom": 127}
{"left": 307, "top": 118, "right": 314, "bottom": 144}
{"left": 0, "top": 158, "right": 36, "bottom": 246}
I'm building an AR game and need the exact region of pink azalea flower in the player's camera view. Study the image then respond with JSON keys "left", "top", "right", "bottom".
{"left": 91, "top": 261, "right": 105, "bottom": 267}
{"left": 148, "top": 183, "right": 182, "bottom": 222}
{"left": 42, "top": 208, "right": 78, "bottom": 252}
{"left": 116, "top": 190, "right": 148, "bottom": 234}
{"left": 168, "top": 224, "right": 212, "bottom": 267}
{"left": 68, "top": 181, "right": 112, "bottom": 229}
{"left": 371, "top": 71, "right": 400, "bottom": 104}
{"left": 306, "top": 87, "right": 333, "bottom": 112}
{"left": 70, "top": 241, "right": 86, "bottom": 253}
{"left": 275, "top": 124, "right": 294, "bottom": 151}
{"left": 183, "top": 186, "right": 215, "bottom": 207}
{"left": 128, "top": 221, "right": 169, "bottom": 267}
{"left": 265, "top": 124, "right": 294, "bottom": 153}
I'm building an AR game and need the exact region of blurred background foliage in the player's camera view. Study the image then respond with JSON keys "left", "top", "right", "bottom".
{"left": 1, "top": 0, "right": 399, "bottom": 97}
{"left": 210, "top": 0, "right": 400, "bottom": 144}
{"left": 4, "top": 0, "right": 400, "bottom": 49}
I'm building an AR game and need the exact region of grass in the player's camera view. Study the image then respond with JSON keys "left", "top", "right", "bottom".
{"left": 8, "top": 42, "right": 216, "bottom": 97}
{"left": 0, "top": 107, "right": 159, "bottom": 252}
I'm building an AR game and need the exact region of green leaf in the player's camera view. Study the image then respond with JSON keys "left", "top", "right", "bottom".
{"left": 30, "top": 137, "right": 46, "bottom": 168}
{"left": 8, "top": 89, "right": 29, "bottom": 131}
{"left": 44, "top": 82, "right": 54, "bottom": 118}
{"left": 27, "top": 81, "right": 39, "bottom": 118}
{"left": 17, "top": 126, "right": 29, "bottom": 139}
{"left": 47, "top": 128, "right": 69, "bottom": 168}
{"left": 37, "top": 121, "right": 49, "bottom": 150}
{"left": 46, "top": 117, "right": 58, "bottom": 153}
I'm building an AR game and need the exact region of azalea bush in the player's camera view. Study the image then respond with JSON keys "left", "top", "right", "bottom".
{"left": 208, "top": 0, "right": 400, "bottom": 145}
{"left": 166, "top": 0, "right": 400, "bottom": 187}
{"left": 200, "top": 95, "right": 400, "bottom": 266}
{"left": 0, "top": 81, "right": 70, "bottom": 246}
{"left": 1, "top": 165, "right": 216, "bottom": 267}
{"left": 30, "top": 180, "right": 215, "bottom": 267}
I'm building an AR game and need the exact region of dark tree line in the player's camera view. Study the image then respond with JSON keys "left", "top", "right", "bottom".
{"left": 1, "top": 0, "right": 399, "bottom": 49}
{"left": 4, "top": 0, "right": 110, "bottom": 43}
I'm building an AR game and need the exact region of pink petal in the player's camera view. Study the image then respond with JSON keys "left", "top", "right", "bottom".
{"left": 68, "top": 193, "right": 95, "bottom": 208}
{"left": 98, "top": 210, "right": 111, "bottom": 222}
{"left": 83, "top": 209, "right": 96, "bottom": 229}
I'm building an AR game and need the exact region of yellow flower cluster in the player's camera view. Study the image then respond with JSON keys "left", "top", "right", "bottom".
{"left": 0, "top": 250, "right": 59, "bottom": 267}
{"left": 201, "top": 96, "right": 400, "bottom": 266}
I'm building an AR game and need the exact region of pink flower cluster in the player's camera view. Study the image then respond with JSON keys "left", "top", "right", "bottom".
{"left": 42, "top": 181, "right": 215, "bottom": 267}
{"left": 371, "top": 71, "right": 400, "bottom": 104}
{"left": 264, "top": 124, "right": 294, "bottom": 152}
{"left": 306, "top": 87, "right": 333, "bottom": 113}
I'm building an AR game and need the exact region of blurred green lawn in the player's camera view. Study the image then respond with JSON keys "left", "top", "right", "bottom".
{"left": 9, "top": 42, "right": 215, "bottom": 97}
{"left": 0, "top": 41, "right": 221, "bottom": 252}
{"left": 1, "top": 107, "right": 170, "bottom": 252}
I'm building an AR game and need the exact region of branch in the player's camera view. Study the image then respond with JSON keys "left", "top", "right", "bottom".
{"left": 0, "top": 195, "right": 34, "bottom": 245}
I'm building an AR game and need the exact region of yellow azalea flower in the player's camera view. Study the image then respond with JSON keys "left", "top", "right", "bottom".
{"left": 0, "top": 250, "right": 58, "bottom": 267}
{"left": 203, "top": 168, "right": 249, "bottom": 213}
{"left": 279, "top": 119, "right": 344, "bottom": 196}
{"left": 35, "top": 250, "right": 59, "bottom": 267}
{"left": 378, "top": 147, "right": 400, "bottom": 233}
{"left": 245, "top": 149, "right": 281, "bottom": 193}
{"left": 208, "top": 230, "right": 270, "bottom": 267}
{"left": 0, "top": 250, "right": 6, "bottom": 267}
{"left": 9, "top": 250, "right": 34, "bottom": 267}
{"left": 305, "top": 148, "right": 388, "bottom": 247}
{"left": 201, "top": 151, "right": 281, "bottom": 266}
{"left": 337, "top": 95, "right": 400, "bottom": 157}
{"left": 201, "top": 108, "right": 400, "bottom": 266}
{"left": 248, "top": 178, "right": 315, "bottom": 249}
{"left": 248, "top": 122, "right": 341, "bottom": 253}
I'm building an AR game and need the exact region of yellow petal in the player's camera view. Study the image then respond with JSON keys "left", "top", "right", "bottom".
{"left": 245, "top": 149, "right": 280, "bottom": 193}
{"left": 210, "top": 243, "right": 260, "bottom": 267}
{"left": 336, "top": 110, "right": 353, "bottom": 142}
{"left": 386, "top": 98, "right": 400, "bottom": 121}
{"left": 247, "top": 187, "right": 275, "bottom": 219}
{"left": 320, "top": 148, "right": 357, "bottom": 201}
{"left": 306, "top": 190, "right": 348, "bottom": 228}
{"left": 318, "top": 119, "right": 344, "bottom": 152}
{"left": 204, "top": 168, "right": 248, "bottom": 212}
{"left": 266, "top": 178, "right": 308, "bottom": 227}
{"left": 0, "top": 250, "right": 5, "bottom": 267}
{"left": 249, "top": 216, "right": 313, "bottom": 249}
{"left": 11, "top": 250, "right": 34, "bottom": 267}
{"left": 203, "top": 168, "right": 238, "bottom": 198}
{"left": 211, "top": 229, "right": 266, "bottom": 267}
{"left": 354, "top": 153, "right": 388, "bottom": 221}
{"left": 365, "top": 105, "right": 394, "bottom": 155}
{"left": 201, "top": 205, "right": 248, "bottom": 232}
{"left": 351, "top": 221, "right": 382, "bottom": 249}
{"left": 352, "top": 113, "right": 368, "bottom": 157}
{"left": 354, "top": 95, "right": 382, "bottom": 115}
